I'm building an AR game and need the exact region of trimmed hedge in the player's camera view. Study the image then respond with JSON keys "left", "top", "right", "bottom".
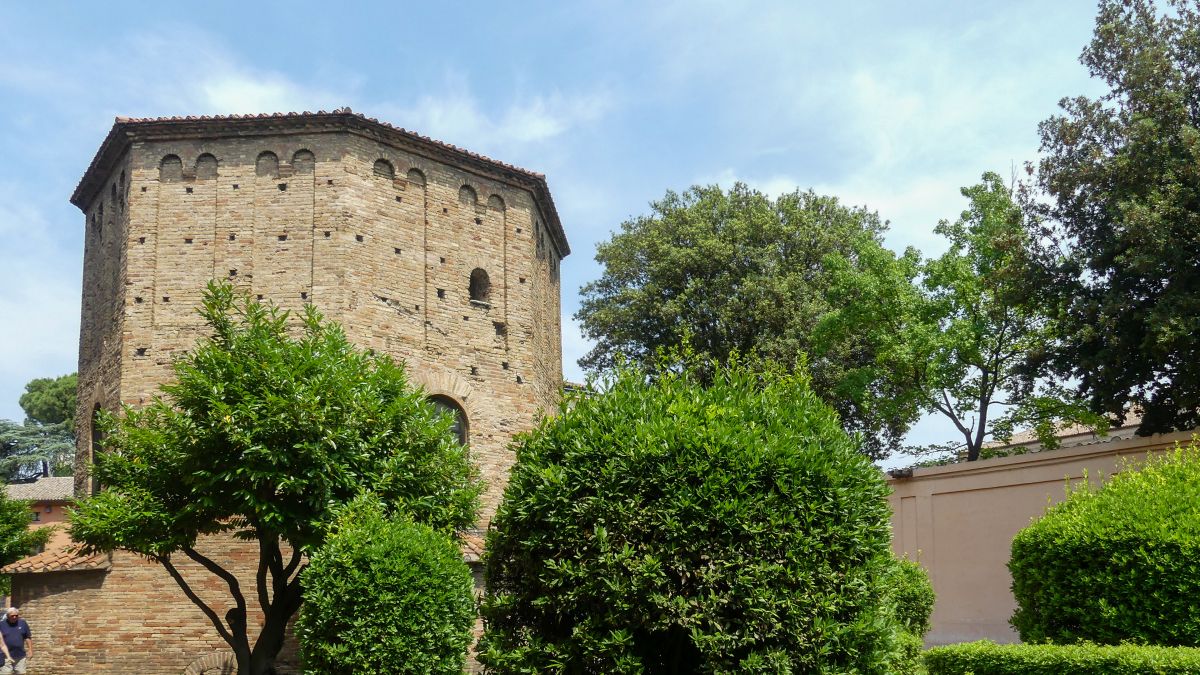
{"left": 297, "top": 496, "right": 476, "bottom": 675}
{"left": 1009, "top": 447, "right": 1200, "bottom": 646}
{"left": 925, "top": 640, "right": 1200, "bottom": 674}
{"left": 888, "top": 558, "right": 934, "bottom": 637}
{"left": 479, "top": 362, "right": 904, "bottom": 673}
{"left": 887, "top": 558, "right": 935, "bottom": 675}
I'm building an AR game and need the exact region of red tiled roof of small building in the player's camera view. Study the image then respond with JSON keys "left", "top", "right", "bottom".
{"left": 1, "top": 545, "right": 110, "bottom": 574}
{"left": 5, "top": 476, "right": 74, "bottom": 502}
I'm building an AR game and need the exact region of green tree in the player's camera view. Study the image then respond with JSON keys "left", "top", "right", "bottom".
{"left": 822, "top": 173, "right": 1102, "bottom": 461}
{"left": 479, "top": 358, "right": 905, "bottom": 673}
{"left": 576, "top": 183, "right": 920, "bottom": 459}
{"left": 68, "top": 282, "right": 481, "bottom": 675}
{"left": 0, "top": 488, "right": 52, "bottom": 596}
{"left": 0, "top": 373, "right": 77, "bottom": 479}
{"left": 18, "top": 373, "right": 77, "bottom": 425}
{"left": 297, "top": 495, "right": 476, "bottom": 675}
{"left": 1031, "top": 0, "right": 1200, "bottom": 434}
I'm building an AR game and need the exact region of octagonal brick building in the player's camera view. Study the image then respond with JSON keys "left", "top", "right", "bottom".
{"left": 8, "top": 109, "right": 568, "bottom": 674}
{"left": 74, "top": 108, "right": 568, "bottom": 522}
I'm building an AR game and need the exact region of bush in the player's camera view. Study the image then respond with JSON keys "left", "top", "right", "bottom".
{"left": 478, "top": 361, "right": 903, "bottom": 673}
{"left": 1009, "top": 446, "right": 1200, "bottom": 646}
{"left": 887, "top": 558, "right": 934, "bottom": 637}
{"left": 297, "top": 496, "right": 476, "bottom": 675}
{"left": 886, "top": 559, "right": 934, "bottom": 675}
{"left": 925, "top": 640, "right": 1200, "bottom": 674}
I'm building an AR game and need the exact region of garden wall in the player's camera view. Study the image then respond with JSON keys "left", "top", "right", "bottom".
{"left": 887, "top": 427, "right": 1194, "bottom": 645}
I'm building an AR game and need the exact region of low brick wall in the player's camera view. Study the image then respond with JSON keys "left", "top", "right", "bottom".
{"left": 11, "top": 536, "right": 299, "bottom": 674}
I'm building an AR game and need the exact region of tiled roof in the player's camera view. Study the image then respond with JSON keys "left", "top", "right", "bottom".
{"left": 71, "top": 108, "right": 569, "bottom": 255}
{"left": 1, "top": 545, "right": 110, "bottom": 574}
{"left": 5, "top": 476, "right": 74, "bottom": 502}
{"left": 460, "top": 531, "right": 485, "bottom": 564}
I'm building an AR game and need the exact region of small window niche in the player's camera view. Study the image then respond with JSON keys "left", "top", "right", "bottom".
{"left": 469, "top": 268, "right": 491, "bottom": 307}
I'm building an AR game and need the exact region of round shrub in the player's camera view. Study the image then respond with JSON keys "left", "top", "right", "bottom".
{"left": 478, "top": 362, "right": 901, "bottom": 673}
{"left": 1010, "top": 447, "right": 1200, "bottom": 646}
{"left": 298, "top": 496, "right": 476, "bottom": 674}
{"left": 887, "top": 558, "right": 935, "bottom": 637}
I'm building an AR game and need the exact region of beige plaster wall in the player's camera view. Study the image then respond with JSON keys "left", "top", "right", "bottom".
{"left": 887, "top": 429, "right": 1194, "bottom": 646}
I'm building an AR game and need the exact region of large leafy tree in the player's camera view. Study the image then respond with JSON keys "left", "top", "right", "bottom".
{"left": 480, "top": 359, "right": 905, "bottom": 673}
{"left": 577, "top": 183, "right": 918, "bottom": 459}
{"left": 0, "top": 373, "right": 77, "bottom": 479}
{"left": 1031, "top": 0, "right": 1200, "bottom": 434}
{"left": 821, "top": 173, "right": 1101, "bottom": 461}
{"left": 68, "top": 282, "right": 481, "bottom": 675}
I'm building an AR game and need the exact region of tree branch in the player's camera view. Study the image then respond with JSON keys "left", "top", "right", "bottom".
{"left": 156, "top": 555, "right": 236, "bottom": 647}
{"left": 181, "top": 545, "right": 248, "bottom": 622}
{"left": 282, "top": 545, "right": 303, "bottom": 580}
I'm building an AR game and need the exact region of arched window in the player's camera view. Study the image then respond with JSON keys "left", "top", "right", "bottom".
{"left": 429, "top": 396, "right": 468, "bottom": 445}
{"left": 256, "top": 151, "right": 279, "bottom": 178}
{"left": 406, "top": 168, "right": 426, "bottom": 186}
{"left": 90, "top": 403, "right": 103, "bottom": 495}
{"left": 469, "top": 268, "right": 490, "bottom": 304}
{"left": 195, "top": 153, "right": 218, "bottom": 180}
{"left": 160, "top": 155, "right": 183, "bottom": 183}
{"left": 373, "top": 159, "right": 394, "bottom": 179}
{"left": 293, "top": 150, "right": 315, "bottom": 173}
{"left": 458, "top": 185, "right": 477, "bottom": 206}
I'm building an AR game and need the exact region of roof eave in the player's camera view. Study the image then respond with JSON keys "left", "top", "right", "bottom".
{"left": 70, "top": 111, "right": 569, "bottom": 256}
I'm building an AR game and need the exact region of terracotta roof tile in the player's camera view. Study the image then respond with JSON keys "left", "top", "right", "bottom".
{"left": 109, "top": 108, "right": 545, "bottom": 180}
{"left": 5, "top": 476, "right": 74, "bottom": 502}
{"left": 1, "top": 545, "right": 110, "bottom": 574}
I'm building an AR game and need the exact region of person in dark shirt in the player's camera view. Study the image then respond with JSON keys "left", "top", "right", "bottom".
{"left": 0, "top": 607, "right": 31, "bottom": 675}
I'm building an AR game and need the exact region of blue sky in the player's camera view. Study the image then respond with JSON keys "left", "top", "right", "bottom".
{"left": 0, "top": 1, "right": 1106, "bottom": 459}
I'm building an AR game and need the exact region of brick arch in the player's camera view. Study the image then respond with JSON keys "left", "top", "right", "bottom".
{"left": 458, "top": 184, "right": 478, "bottom": 206}
{"left": 406, "top": 167, "right": 426, "bottom": 187}
{"left": 195, "top": 153, "right": 218, "bottom": 180}
{"left": 183, "top": 651, "right": 235, "bottom": 675}
{"left": 409, "top": 368, "right": 478, "bottom": 420}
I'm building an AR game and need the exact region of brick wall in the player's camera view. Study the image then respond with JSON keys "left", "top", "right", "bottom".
{"left": 11, "top": 537, "right": 299, "bottom": 674}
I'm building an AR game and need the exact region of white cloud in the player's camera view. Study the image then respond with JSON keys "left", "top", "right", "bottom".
{"left": 374, "top": 73, "right": 615, "bottom": 158}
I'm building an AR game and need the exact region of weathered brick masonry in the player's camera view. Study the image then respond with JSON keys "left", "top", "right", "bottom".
{"left": 10, "top": 109, "right": 568, "bottom": 674}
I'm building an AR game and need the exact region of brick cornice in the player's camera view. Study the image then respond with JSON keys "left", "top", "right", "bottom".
{"left": 72, "top": 108, "right": 569, "bottom": 256}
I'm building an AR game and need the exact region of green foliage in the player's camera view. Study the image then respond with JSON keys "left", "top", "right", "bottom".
{"left": 479, "top": 359, "right": 905, "bottom": 673}
{"left": 887, "top": 559, "right": 935, "bottom": 638}
{"left": 1031, "top": 0, "right": 1200, "bottom": 435}
{"left": 0, "top": 489, "right": 51, "bottom": 569}
{"left": 68, "top": 282, "right": 481, "bottom": 675}
{"left": 822, "top": 172, "right": 1102, "bottom": 462}
{"left": 576, "top": 182, "right": 919, "bottom": 459}
{"left": 924, "top": 640, "right": 1200, "bottom": 674}
{"left": 297, "top": 495, "right": 475, "bottom": 675}
{"left": 0, "top": 372, "right": 78, "bottom": 479}
{"left": 1009, "top": 446, "right": 1200, "bottom": 646}
{"left": 18, "top": 373, "right": 77, "bottom": 425}
{"left": 0, "top": 419, "right": 74, "bottom": 480}
{"left": 0, "top": 487, "right": 54, "bottom": 598}
{"left": 882, "top": 559, "right": 934, "bottom": 675}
